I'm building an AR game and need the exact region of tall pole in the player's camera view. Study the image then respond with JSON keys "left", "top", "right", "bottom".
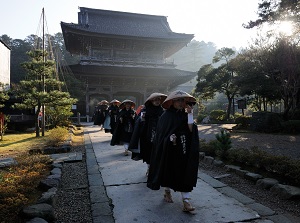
{"left": 42, "top": 7, "right": 45, "bottom": 136}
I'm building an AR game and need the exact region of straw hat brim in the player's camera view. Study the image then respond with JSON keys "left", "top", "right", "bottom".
{"left": 99, "top": 100, "right": 109, "bottom": 105}
{"left": 110, "top": 99, "right": 121, "bottom": 105}
{"left": 144, "top": 93, "right": 167, "bottom": 106}
{"left": 162, "top": 90, "right": 196, "bottom": 109}
{"left": 119, "top": 99, "right": 136, "bottom": 109}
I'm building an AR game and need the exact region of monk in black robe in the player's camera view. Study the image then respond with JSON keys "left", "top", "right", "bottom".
{"left": 147, "top": 90, "right": 199, "bottom": 212}
{"left": 110, "top": 99, "right": 136, "bottom": 156}
{"left": 129, "top": 93, "right": 167, "bottom": 175}
{"left": 108, "top": 99, "right": 121, "bottom": 135}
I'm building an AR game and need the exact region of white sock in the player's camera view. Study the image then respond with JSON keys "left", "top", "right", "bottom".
{"left": 181, "top": 192, "right": 190, "bottom": 201}
{"left": 124, "top": 143, "right": 129, "bottom": 150}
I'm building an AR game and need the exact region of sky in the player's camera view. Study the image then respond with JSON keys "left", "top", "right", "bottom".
{"left": 0, "top": 0, "right": 261, "bottom": 49}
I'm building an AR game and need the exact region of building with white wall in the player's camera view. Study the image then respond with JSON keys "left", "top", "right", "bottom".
{"left": 0, "top": 39, "right": 10, "bottom": 87}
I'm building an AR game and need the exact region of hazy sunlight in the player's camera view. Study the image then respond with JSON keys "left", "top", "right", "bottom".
{"left": 277, "top": 21, "right": 294, "bottom": 36}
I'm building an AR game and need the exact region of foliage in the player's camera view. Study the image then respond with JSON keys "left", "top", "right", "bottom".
{"left": 0, "top": 153, "right": 51, "bottom": 223}
{"left": 215, "top": 129, "right": 232, "bottom": 159}
{"left": 244, "top": 0, "right": 300, "bottom": 29}
{"left": 209, "top": 110, "right": 227, "bottom": 122}
{"left": 234, "top": 115, "right": 251, "bottom": 129}
{"left": 197, "top": 113, "right": 207, "bottom": 123}
{"left": 227, "top": 146, "right": 300, "bottom": 186}
{"left": 0, "top": 83, "right": 10, "bottom": 108}
{"left": 47, "top": 126, "right": 69, "bottom": 146}
{"left": 199, "top": 139, "right": 218, "bottom": 156}
{"left": 1, "top": 33, "right": 84, "bottom": 100}
{"left": 195, "top": 48, "right": 238, "bottom": 120}
{"left": 12, "top": 49, "right": 77, "bottom": 136}
{"left": 46, "top": 105, "right": 73, "bottom": 128}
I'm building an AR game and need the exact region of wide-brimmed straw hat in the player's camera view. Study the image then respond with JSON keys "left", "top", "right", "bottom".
{"left": 99, "top": 100, "right": 109, "bottom": 105}
{"left": 119, "top": 99, "right": 136, "bottom": 109}
{"left": 144, "top": 92, "right": 167, "bottom": 106}
{"left": 110, "top": 99, "right": 121, "bottom": 106}
{"left": 162, "top": 90, "right": 196, "bottom": 109}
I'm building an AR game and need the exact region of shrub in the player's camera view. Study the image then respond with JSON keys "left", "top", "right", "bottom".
{"left": 197, "top": 114, "right": 207, "bottom": 123}
{"left": 226, "top": 146, "right": 300, "bottom": 186}
{"left": 209, "top": 110, "right": 226, "bottom": 123}
{"left": 215, "top": 129, "right": 232, "bottom": 159}
{"left": 0, "top": 153, "right": 51, "bottom": 222}
{"left": 47, "top": 126, "right": 69, "bottom": 146}
{"left": 234, "top": 115, "right": 251, "bottom": 129}
{"left": 199, "top": 139, "right": 218, "bottom": 156}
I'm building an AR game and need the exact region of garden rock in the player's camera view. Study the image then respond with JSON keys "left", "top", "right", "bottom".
{"left": 22, "top": 203, "right": 55, "bottom": 222}
{"left": 43, "top": 146, "right": 71, "bottom": 154}
{"left": 256, "top": 178, "right": 279, "bottom": 189}
{"left": 39, "top": 178, "right": 60, "bottom": 191}
{"left": 270, "top": 184, "right": 300, "bottom": 199}
{"left": 50, "top": 167, "right": 61, "bottom": 175}
{"left": 37, "top": 188, "right": 57, "bottom": 205}
{"left": 26, "top": 217, "right": 48, "bottom": 223}
{"left": 244, "top": 172, "right": 263, "bottom": 182}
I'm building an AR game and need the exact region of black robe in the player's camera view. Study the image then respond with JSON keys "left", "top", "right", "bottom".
{"left": 93, "top": 104, "right": 108, "bottom": 125}
{"left": 110, "top": 108, "right": 135, "bottom": 145}
{"left": 147, "top": 106, "right": 199, "bottom": 192}
{"left": 108, "top": 105, "right": 119, "bottom": 134}
{"left": 129, "top": 105, "right": 164, "bottom": 164}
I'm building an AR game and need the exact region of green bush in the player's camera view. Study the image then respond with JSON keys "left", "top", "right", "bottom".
{"left": 199, "top": 140, "right": 218, "bottom": 156}
{"left": 210, "top": 110, "right": 226, "bottom": 122}
{"left": 197, "top": 114, "right": 207, "bottom": 123}
{"left": 234, "top": 115, "right": 251, "bottom": 129}
{"left": 226, "top": 146, "right": 300, "bottom": 186}
{"left": 47, "top": 126, "right": 69, "bottom": 146}
{"left": 215, "top": 129, "right": 232, "bottom": 159}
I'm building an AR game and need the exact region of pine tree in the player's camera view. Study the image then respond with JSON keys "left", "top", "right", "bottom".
{"left": 12, "top": 49, "right": 77, "bottom": 137}
{"left": 215, "top": 128, "right": 232, "bottom": 159}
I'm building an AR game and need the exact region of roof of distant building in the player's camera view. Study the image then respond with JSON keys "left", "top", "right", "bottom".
{"left": 61, "top": 7, "right": 194, "bottom": 40}
{"left": 0, "top": 39, "right": 11, "bottom": 50}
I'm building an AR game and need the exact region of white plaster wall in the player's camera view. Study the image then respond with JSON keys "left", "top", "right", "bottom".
{"left": 0, "top": 42, "right": 10, "bottom": 86}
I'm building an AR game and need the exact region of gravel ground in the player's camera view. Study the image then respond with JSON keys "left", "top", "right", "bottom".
{"left": 53, "top": 143, "right": 93, "bottom": 223}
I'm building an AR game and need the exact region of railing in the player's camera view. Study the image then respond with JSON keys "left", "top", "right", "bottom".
{"left": 69, "top": 113, "right": 91, "bottom": 125}
{"left": 80, "top": 56, "right": 175, "bottom": 68}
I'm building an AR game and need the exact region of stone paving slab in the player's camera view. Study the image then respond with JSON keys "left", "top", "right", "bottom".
{"left": 86, "top": 125, "right": 261, "bottom": 223}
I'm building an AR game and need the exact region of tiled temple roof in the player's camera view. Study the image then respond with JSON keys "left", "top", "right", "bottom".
{"left": 61, "top": 7, "right": 194, "bottom": 41}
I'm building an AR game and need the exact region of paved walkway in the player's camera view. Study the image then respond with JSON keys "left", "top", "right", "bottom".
{"left": 83, "top": 123, "right": 297, "bottom": 223}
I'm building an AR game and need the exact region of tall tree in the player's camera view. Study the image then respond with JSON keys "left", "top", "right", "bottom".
{"left": 13, "top": 49, "right": 77, "bottom": 137}
{"left": 0, "top": 83, "right": 9, "bottom": 108}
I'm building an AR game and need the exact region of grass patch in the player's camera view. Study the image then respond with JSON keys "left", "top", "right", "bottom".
{"left": 0, "top": 132, "right": 50, "bottom": 158}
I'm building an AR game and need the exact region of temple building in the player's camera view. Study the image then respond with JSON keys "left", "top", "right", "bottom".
{"left": 61, "top": 7, "right": 196, "bottom": 116}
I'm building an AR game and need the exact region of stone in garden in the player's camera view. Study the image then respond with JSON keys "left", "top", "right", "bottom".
{"left": 22, "top": 203, "right": 55, "bottom": 222}
{"left": 256, "top": 178, "right": 279, "bottom": 189}
{"left": 270, "top": 184, "right": 300, "bottom": 199}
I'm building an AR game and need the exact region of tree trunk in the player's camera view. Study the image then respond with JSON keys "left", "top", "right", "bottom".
{"left": 226, "top": 96, "right": 232, "bottom": 120}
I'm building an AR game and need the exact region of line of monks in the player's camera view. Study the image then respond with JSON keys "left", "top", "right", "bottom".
{"left": 92, "top": 90, "right": 200, "bottom": 212}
